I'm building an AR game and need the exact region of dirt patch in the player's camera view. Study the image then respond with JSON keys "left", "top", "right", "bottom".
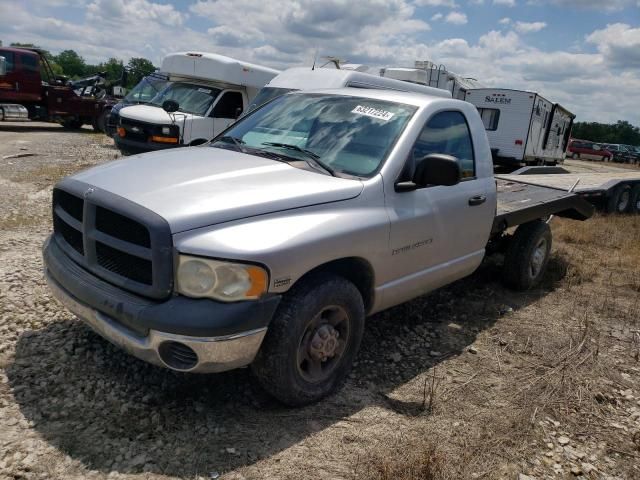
{"left": 0, "top": 125, "right": 638, "bottom": 480}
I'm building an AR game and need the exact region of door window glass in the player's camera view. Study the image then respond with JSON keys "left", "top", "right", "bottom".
{"left": 20, "top": 53, "right": 39, "bottom": 74}
{"left": 213, "top": 91, "right": 244, "bottom": 118}
{"left": 411, "top": 111, "right": 475, "bottom": 179}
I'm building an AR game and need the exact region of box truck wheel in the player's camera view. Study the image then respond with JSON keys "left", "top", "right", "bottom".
{"left": 252, "top": 272, "right": 364, "bottom": 406}
{"left": 503, "top": 220, "right": 552, "bottom": 291}
{"left": 629, "top": 185, "right": 640, "bottom": 214}
{"left": 606, "top": 184, "right": 631, "bottom": 214}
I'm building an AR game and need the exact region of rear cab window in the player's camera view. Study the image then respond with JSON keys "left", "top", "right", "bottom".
{"left": 477, "top": 108, "right": 500, "bottom": 131}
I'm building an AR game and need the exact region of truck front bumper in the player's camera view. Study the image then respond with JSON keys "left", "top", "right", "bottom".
{"left": 114, "top": 135, "right": 181, "bottom": 154}
{"left": 43, "top": 236, "right": 280, "bottom": 373}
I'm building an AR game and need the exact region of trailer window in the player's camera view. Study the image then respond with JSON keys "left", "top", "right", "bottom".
{"left": 411, "top": 111, "right": 475, "bottom": 179}
{"left": 477, "top": 108, "right": 500, "bottom": 131}
{"left": 0, "top": 51, "right": 15, "bottom": 73}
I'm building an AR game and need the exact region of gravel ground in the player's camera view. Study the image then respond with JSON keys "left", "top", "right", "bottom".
{"left": 0, "top": 123, "right": 638, "bottom": 480}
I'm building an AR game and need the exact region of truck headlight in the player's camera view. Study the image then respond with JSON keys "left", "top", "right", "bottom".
{"left": 176, "top": 255, "right": 268, "bottom": 301}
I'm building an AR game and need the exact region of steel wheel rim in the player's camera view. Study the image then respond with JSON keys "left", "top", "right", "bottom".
{"left": 297, "top": 305, "right": 350, "bottom": 383}
{"left": 618, "top": 191, "right": 630, "bottom": 212}
{"left": 530, "top": 238, "right": 547, "bottom": 279}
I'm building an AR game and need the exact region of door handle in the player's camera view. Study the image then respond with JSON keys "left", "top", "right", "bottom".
{"left": 468, "top": 195, "right": 486, "bottom": 206}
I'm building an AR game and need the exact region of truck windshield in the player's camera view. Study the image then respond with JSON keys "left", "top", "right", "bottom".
{"left": 247, "top": 87, "right": 295, "bottom": 113}
{"left": 149, "top": 82, "right": 221, "bottom": 116}
{"left": 125, "top": 75, "right": 170, "bottom": 104}
{"left": 211, "top": 93, "right": 416, "bottom": 177}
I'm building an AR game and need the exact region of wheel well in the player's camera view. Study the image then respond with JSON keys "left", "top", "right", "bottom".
{"left": 294, "top": 258, "right": 375, "bottom": 313}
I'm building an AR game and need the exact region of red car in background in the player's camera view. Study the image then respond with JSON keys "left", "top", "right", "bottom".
{"left": 566, "top": 139, "right": 613, "bottom": 161}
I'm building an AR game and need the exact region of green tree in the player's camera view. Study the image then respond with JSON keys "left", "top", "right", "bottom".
{"left": 572, "top": 121, "right": 640, "bottom": 146}
{"left": 54, "top": 49, "right": 86, "bottom": 78}
{"left": 127, "top": 57, "right": 156, "bottom": 88}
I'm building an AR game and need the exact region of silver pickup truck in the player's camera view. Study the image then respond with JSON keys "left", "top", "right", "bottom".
{"left": 43, "top": 88, "right": 593, "bottom": 405}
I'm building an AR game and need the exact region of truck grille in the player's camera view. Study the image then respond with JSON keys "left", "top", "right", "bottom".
{"left": 51, "top": 181, "right": 173, "bottom": 299}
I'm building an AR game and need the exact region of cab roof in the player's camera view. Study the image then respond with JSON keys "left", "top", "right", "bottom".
{"left": 286, "top": 87, "right": 460, "bottom": 108}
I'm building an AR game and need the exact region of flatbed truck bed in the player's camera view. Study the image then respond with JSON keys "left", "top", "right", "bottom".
{"left": 497, "top": 167, "right": 640, "bottom": 215}
{"left": 493, "top": 178, "right": 594, "bottom": 235}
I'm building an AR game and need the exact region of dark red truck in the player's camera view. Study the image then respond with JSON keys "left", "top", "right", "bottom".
{"left": 0, "top": 47, "right": 116, "bottom": 132}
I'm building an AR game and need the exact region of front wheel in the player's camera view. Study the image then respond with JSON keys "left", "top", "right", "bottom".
{"left": 503, "top": 220, "right": 552, "bottom": 291}
{"left": 251, "top": 273, "right": 365, "bottom": 406}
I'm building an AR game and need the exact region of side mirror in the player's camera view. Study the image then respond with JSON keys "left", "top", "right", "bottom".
{"left": 0, "top": 56, "right": 6, "bottom": 76}
{"left": 162, "top": 100, "right": 179, "bottom": 113}
{"left": 396, "top": 154, "right": 461, "bottom": 192}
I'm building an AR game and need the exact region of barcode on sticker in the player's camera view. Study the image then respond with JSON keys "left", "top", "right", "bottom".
{"left": 352, "top": 105, "right": 395, "bottom": 121}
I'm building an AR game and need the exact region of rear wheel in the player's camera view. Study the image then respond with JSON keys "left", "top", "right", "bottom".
{"left": 0, "top": 107, "right": 4, "bottom": 121}
{"left": 503, "top": 220, "right": 552, "bottom": 291}
{"left": 607, "top": 184, "right": 632, "bottom": 214}
{"left": 60, "top": 119, "right": 83, "bottom": 129}
{"left": 571, "top": 153, "right": 579, "bottom": 159}
{"left": 251, "top": 273, "right": 365, "bottom": 406}
{"left": 629, "top": 185, "right": 640, "bottom": 214}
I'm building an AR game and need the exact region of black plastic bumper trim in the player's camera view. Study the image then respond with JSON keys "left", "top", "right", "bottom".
{"left": 43, "top": 236, "right": 281, "bottom": 337}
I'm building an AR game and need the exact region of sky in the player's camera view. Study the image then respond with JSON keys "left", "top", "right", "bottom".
{"left": 0, "top": 0, "right": 638, "bottom": 124}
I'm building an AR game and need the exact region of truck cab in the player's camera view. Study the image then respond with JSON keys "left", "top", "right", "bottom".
{"left": 114, "top": 52, "right": 279, "bottom": 154}
{"left": 0, "top": 46, "right": 117, "bottom": 130}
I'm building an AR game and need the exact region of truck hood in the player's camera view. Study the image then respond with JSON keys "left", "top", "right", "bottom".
{"left": 72, "top": 147, "right": 364, "bottom": 233}
{"left": 119, "top": 104, "right": 192, "bottom": 124}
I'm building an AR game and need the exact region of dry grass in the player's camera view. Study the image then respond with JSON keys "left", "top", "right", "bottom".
{"left": 354, "top": 214, "right": 640, "bottom": 479}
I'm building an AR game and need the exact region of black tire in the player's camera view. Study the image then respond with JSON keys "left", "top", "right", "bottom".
{"left": 93, "top": 108, "right": 110, "bottom": 133}
{"left": 601, "top": 156, "right": 608, "bottom": 162}
{"left": 503, "top": 220, "right": 552, "bottom": 291}
{"left": 61, "top": 119, "right": 83, "bottom": 129}
{"left": 606, "top": 184, "right": 632, "bottom": 214}
{"left": 0, "top": 107, "right": 4, "bottom": 121}
{"left": 629, "top": 185, "right": 640, "bottom": 214}
{"left": 571, "top": 153, "right": 579, "bottom": 159}
{"left": 251, "top": 273, "right": 365, "bottom": 406}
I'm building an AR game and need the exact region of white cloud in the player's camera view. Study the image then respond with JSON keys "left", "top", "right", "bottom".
{"left": 586, "top": 23, "right": 640, "bottom": 68}
{"left": 493, "top": 0, "right": 516, "bottom": 6}
{"left": 415, "top": 0, "right": 458, "bottom": 6}
{"left": 469, "top": 0, "right": 485, "bottom": 4}
{"left": 431, "top": 12, "right": 444, "bottom": 20}
{"left": 529, "top": 0, "right": 635, "bottom": 12}
{"left": 499, "top": 17, "right": 511, "bottom": 24}
{"left": 1, "top": 0, "right": 639, "bottom": 125}
{"left": 514, "top": 21, "right": 547, "bottom": 33}
{"left": 445, "top": 11, "right": 468, "bottom": 24}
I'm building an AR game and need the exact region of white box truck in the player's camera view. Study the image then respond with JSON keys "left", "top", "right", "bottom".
{"left": 115, "top": 52, "right": 279, "bottom": 154}
{"left": 465, "top": 88, "right": 574, "bottom": 168}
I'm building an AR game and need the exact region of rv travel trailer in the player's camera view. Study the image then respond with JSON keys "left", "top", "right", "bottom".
{"left": 115, "top": 52, "right": 279, "bottom": 154}
{"left": 380, "top": 61, "right": 483, "bottom": 100}
{"left": 465, "top": 88, "right": 574, "bottom": 168}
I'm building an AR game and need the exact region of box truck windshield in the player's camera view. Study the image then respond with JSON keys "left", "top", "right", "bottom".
{"left": 149, "top": 83, "right": 221, "bottom": 116}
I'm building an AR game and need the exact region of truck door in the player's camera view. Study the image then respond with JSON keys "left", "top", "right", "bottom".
{"left": 386, "top": 110, "right": 495, "bottom": 301}
{"left": 16, "top": 51, "right": 42, "bottom": 101}
{"left": 211, "top": 90, "right": 244, "bottom": 136}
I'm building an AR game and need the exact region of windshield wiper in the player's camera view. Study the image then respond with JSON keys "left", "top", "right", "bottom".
{"left": 261, "top": 142, "right": 336, "bottom": 176}
{"left": 215, "top": 135, "right": 247, "bottom": 153}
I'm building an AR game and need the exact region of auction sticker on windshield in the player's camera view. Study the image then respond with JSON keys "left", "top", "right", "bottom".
{"left": 352, "top": 105, "right": 395, "bottom": 121}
